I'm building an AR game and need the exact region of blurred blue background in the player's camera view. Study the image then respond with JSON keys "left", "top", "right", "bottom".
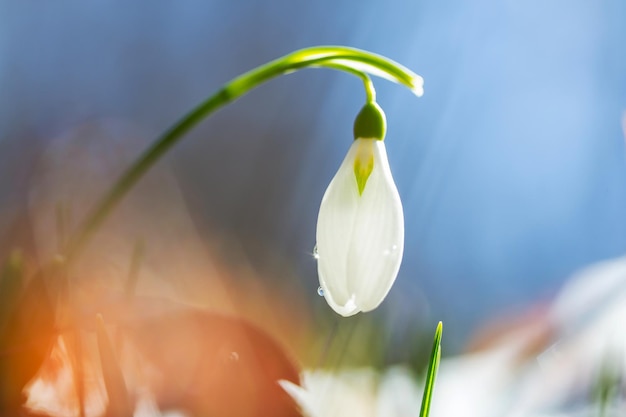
{"left": 1, "top": 0, "right": 626, "bottom": 351}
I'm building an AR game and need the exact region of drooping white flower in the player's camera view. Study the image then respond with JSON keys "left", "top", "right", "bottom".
{"left": 316, "top": 102, "right": 404, "bottom": 316}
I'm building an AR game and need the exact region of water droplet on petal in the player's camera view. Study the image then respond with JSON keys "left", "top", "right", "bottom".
{"left": 383, "top": 244, "right": 399, "bottom": 256}
{"left": 313, "top": 244, "right": 320, "bottom": 260}
{"left": 317, "top": 286, "right": 325, "bottom": 297}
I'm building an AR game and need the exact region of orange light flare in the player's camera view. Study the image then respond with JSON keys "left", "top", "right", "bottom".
{"left": 0, "top": 119, "right": 316, "bottom": 416}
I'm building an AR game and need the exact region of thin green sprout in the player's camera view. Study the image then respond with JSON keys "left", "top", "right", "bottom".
{"left": 419, "top": 322, "right": 442, "bottom": 417}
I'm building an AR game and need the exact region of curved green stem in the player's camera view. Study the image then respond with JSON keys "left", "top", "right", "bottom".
{"left": 63, "top": 46, "right": 423, "bottom": 262}
{"left": 323, "top": 63, "right": 376, "bottom": 102}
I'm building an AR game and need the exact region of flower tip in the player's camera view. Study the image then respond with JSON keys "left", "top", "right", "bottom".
{"left": 278, "top": 379, "right": 309, "bottom": 415}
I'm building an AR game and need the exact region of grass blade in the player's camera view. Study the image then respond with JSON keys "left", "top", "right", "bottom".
{"left": 419, "top": 321, "right": 442, "bottom": 417}
{"left": 0, "top": 251, "right": 24, "bottom": 334}
{"left": 96, "top": 314, "right": 132, "bottom": 417}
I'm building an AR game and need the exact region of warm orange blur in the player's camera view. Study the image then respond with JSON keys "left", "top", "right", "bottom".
{"left": 1, "top": 120, "right": 315, "bottom": 416}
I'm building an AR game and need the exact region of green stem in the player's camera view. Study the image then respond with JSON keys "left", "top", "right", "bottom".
{"left": 62, "top": 46, "right": 422, "bottom": 262}
{"left": 323, "top": 63, "right": 376, "bottom": 102}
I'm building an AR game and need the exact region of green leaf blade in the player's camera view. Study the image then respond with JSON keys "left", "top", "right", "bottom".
{"left": 419, "top": 321, "right": 442, "bottom": 417}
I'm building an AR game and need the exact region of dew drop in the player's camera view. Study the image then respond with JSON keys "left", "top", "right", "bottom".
{"left": 317, "top": 286, "right": 325, "bottom": 297}
{"left": 313, "top": 244, "right": 320, "bottom": 260}
{"left": 383, "top": 244, "right": 399, "bottom": 256}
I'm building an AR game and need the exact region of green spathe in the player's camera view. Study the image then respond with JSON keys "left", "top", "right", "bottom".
{"left": 353, "top": 101, "right": 387, "bottom": 141}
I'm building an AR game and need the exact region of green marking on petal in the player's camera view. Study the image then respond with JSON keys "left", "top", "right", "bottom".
{"left": 353, "top": 140, "right": 375, "bottom": 195}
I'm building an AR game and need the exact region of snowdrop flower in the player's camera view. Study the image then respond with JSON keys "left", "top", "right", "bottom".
{"left": 279, "top": 366, "right": 422, "bottom": 417}
{"left": 316, "top": 101, "right": 404, "bottom": 316}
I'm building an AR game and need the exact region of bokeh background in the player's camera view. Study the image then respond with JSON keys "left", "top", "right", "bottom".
{"left": 1, "top": 0, "right": 626, "bottom": 354}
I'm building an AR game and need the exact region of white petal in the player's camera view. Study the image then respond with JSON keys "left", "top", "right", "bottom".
{"left": 316, "top": 140, "right": 362, "bottom": 316}
{"left": 281, "top": 369, "right": 379, "bottom": 417}
{"left": 346, "top": 140, "right": 404, "bottom": 311}
{"left": 316, "top": 139, "right": 404, "bottom": 316}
